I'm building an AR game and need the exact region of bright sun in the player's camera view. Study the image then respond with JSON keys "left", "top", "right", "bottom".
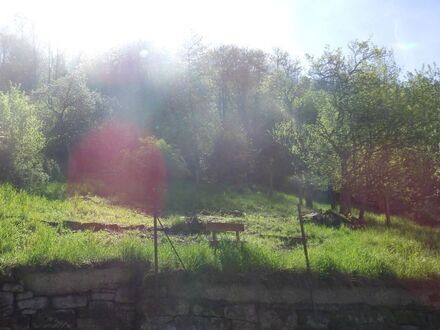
{"left": 1, "top": 0, "right": 295, "bottom": 55}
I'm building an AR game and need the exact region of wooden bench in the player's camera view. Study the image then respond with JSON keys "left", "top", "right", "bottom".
{"left": 206, "top": 222, "right": 244, "bottom": 247}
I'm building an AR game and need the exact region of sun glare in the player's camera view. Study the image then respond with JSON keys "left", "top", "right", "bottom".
{"left": 1, "top": 0, "right": 295, "bottom": 55}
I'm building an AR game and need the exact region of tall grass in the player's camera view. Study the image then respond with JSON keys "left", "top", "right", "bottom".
{"left": 0, "top": 183, "right": 151, "bottom": 225}
{"left": 1, "top": 182, "right": 439, "bottom": 279}
{"left": 164, "top": 181, "right": 298, "bottom": 215}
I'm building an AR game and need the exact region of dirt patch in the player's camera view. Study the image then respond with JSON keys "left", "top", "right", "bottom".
{"left": 44, "top": 220, "right": 150, "bottom": 232}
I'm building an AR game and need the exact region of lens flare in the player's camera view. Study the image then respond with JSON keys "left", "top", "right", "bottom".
{"left": 68, "top": 121, "right": 167, "bottom": 214}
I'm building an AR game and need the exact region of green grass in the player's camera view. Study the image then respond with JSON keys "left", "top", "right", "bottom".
{"left": 0, "top": 182, "right": 439, "bottom": 279}
{"left": 164, "top": 182, "right": 299, "bottom": 215}
{"left": 0, "top": 183, "right": 151, "bottom": 225}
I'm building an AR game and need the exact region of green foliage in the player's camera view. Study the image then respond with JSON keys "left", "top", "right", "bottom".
{"left": 0, "top": 86, "right": 47, "bottom": 188}
{"left": 208, "top": 129, "right": 254, "bottom": 184}
{"left": 0, "top": 31, "right": 40, "bottom": 91}
{"left": 33, "top": 181, "right": 67, "bottom": 200}
{"left": 0, "top": 35, "right": 436, "bottom": 220}
{"left": 35, "top": 73, "right": 113, "bottom": 168}
{"left": 0, "top": 31, "right": 438, "bottom": 279}
{"left": 149, "top": 137, "right": 189, "bottom": 179}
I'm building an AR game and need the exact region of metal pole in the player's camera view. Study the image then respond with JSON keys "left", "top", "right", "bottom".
{"left": 153, "top": 212, "right": 159, "bottom": 297}
{"left": 297, "top": 204, "right": 311, "bottom": 273}
{"left": 157, "top": 217, "right": 186, "bottom": 271}
{"left": 297, "top": 203, "right": 316, "bottom": 317}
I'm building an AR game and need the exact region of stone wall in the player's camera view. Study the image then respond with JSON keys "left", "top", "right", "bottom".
{"left": 0, "top": 264, "right": 141, "bottom": 330}
{"left": 0, "top": 265, "right": 439, "bottom": 330}
{"left": 137, "top": 273, "right": 440, "bottom": 330}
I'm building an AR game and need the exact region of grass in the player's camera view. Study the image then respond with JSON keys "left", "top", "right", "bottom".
{"left": 0, "top": 183, "right": 151, "bottom": 225}
{"left": 0, "top": 182, "right": 439, "bottom": 279}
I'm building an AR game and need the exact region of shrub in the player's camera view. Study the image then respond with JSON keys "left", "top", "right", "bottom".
{"left": 0, "top": 86, "right": 47, "bottom": 188}
{"left": 153, "top": 137, "right": 189, "bottom": 179}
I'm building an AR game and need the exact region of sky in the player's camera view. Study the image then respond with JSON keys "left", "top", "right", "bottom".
{"left": 1, "top": 0, "right": 439, "bottom": 71}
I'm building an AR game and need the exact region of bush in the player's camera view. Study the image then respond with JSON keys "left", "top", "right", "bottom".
{"left": 0, "top": 86, "right": 47, "bottom": 189}
{"left": 149, "top": 137, "right": 189, "bottom": 179}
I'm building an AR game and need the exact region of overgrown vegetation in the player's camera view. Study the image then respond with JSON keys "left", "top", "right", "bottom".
{"left": 1, "top": 183, "right": 438, "bottom": 279}
{"left": 0, "top": 23, "right": 438, "bottom": 224}
{"left": 0, "top": 20, "right": 439, "bottom": 281}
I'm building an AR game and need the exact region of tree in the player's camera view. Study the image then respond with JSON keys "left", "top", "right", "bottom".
{"left": 269, "top": 49, "right": 317, "bottom": 204}
{"left": 0, "top": 86, "right": 47, "bottom": 188}
{"left": 0, "top": 31, "right": 41, "bottom": 91}
{"left": 307, "top": 40, "right": 395, "bottom": 215}
{"left": 177, "top": 35, "right": 213, "bottom": 183}
{"left": 34, "top": 72, "right": 113, "bottom": 171}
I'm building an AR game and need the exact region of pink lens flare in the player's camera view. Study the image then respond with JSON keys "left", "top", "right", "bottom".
{"left": 68, "top": 121, "right": 167, "bottom": 214}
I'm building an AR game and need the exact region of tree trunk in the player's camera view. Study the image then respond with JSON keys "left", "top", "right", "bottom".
{"left": 269, "top": 169, "right": 273, "bottom": 196}
{"left": 195, "top": 168, "right": 200, "bottom": 185}
{"left": 359, "top": 193, "right": 367, "bottom": 221}
{"left": 339, "top": 159, "right": 352, "bottom": 215}
{"left": 339, "top": 183, "right": 352, "bottom": 215}
{"left": 328, "top": 185, "right": 337, "bottom": 210}
{"left": 298, "top": 174, "right": 306, "bottom": 206}
{"left": 305, "top": 183, "right": 313, "bottom": 209}
{"left": 268, "top": 158, "right": 274, "bottom": 196}
{"left": 385, "top": 190, "right": 391, "bottom": 227}
{"left": 359, "top": 203, "right": 365, "bottom": 222}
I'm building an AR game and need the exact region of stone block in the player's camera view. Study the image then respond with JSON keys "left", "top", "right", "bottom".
{"left": 116, "top": 310, "right": 136, "bottom": 328}
{"left": 260, "top": 309, "right": 284, "bottom": 329}
{"left": 224, "top": 304, "right": 258, "bottom": 322}
{"left": 139, "top": 316, "right": 174, "bottom": 329}
{"left": 286, "top": 312, "right": 299, "bottom": 329}
{"left": 91, "top": 292, "right": 115, "bottom": 301}
{"left": 118, "top": 303, "right": 136, "bottom": 311}
{"left": 394, "top": 310, "right": 427, "bottom": 327}
{"left": 297, "top": 310, "right": 329, "bottom": 330}
{"left": 16, "top": 292, "right": 33, "bottom": 301}
{"left": 0, "top": 314, "right": 30, "bottom": 330}
{"left": 21, "top": 309, "right": 37, "bottom": 315}
{"left": 231, "top": 320, "right": 258, "bottom": 330}
{"left": 17, "top": 297, "right": 48, "bottom": 311}
{"left": 88, "top": 300, "right": 115, "bottom": 315}
{"left": 52, "top": 295, "right": 87, "bottom": 309}
{"left": 31, "top": 309, "right": 76, "bottom": 329}
{"left": 2, "top": 283, "right": 24, "bottom": 293}
{"left": 0, "top": 292, "right": 13, "bottom": 317}
{"left": 77, "top": 317, "right": 121, "bottom": 330}
{"left": 162, "top": 299, "right": 189, "bottom": 316}
{"left": 19, "top": 266, "right": 136, "bottom": 295}
{"left": 200, "top": 317, "right": 232, "bottom": 330}
{"left": 399, "top": 326, "right": 420, "bottom": 330}
{"left": 192, "top": 304, "right": 217, "bottom": 318}
{"left": 115, "top": 287, "right": 136, "bottom": 303}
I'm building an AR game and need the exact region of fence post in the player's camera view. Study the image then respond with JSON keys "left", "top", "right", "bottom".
{"left": 153, "top": 212, "right": 159, "bottom": 298}
{"left": 297, "top": 203, "right": 316, "bottom": 317}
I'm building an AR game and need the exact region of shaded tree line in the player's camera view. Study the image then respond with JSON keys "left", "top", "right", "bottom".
{"left": 0, "top": 24, "right": 438, "bottom": 224}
